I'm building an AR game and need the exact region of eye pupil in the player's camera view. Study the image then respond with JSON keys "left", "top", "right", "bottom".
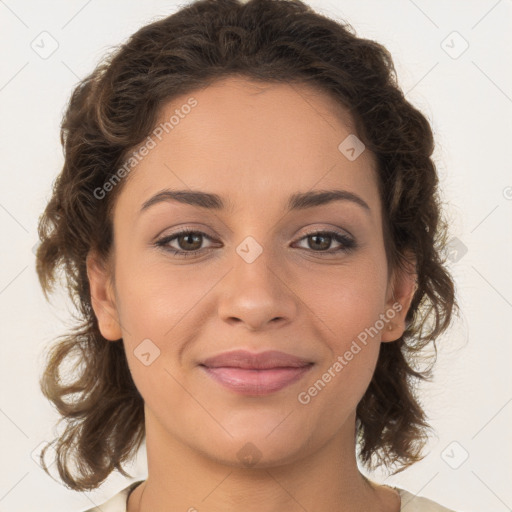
{"left": 309, "top": 234, "right": 331, "bottom": 250}
{"left": 179, "top": 233, "right": 202, "bottom": 250}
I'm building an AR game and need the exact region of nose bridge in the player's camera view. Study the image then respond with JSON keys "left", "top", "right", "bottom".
{"left": 217, "top": 233, "right": 297, "bottom": 329}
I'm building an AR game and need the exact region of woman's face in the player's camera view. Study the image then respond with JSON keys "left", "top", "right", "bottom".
{"left": 89, "top": 76, "right": 413, "bottom": 468}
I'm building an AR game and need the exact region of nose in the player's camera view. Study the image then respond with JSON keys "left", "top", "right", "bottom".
{"left": 217, "top": 243, "right": 298, "bottom": 331}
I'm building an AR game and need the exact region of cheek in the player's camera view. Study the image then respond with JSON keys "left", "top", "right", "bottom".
{"left": 113, "top": 258, "right": 212, "bottom": 403}
{"left": 293, "top": 257, "right": 386, "bottom": 399}
{"left": 296, "top": 296, "right": 382, "bottom": 427}
{"left": 295, "top": 256, "right": 388, "bottom": 345}
{"left": 114, "top": 255, "right": 201, "bottom": 341}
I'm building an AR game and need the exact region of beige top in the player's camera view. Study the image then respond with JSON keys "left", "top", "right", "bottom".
{"left": 82, "top": 480, "right": 457, "bottom": 511}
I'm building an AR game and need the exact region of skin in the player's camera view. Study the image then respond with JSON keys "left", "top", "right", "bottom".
{"left": 87, "top": 76, "right": 417, "bottom": 512}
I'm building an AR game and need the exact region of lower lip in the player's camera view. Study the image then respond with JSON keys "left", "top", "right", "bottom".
{"left": 201, "top": 365, "right": 313, "bottom": 396}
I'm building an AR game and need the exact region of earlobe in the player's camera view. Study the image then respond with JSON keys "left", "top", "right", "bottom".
{"left": 86, "top": 251, "right": 122, "bottom": 341}
{"left": 381, "top": 252, "right": 418, "bottom": 343}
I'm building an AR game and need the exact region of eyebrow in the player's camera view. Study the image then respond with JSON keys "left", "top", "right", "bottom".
{"left": 139, "top": 188, "right": 371, "bottom": 215}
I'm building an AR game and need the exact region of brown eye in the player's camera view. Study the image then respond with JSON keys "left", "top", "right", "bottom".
{"left": 176, "top": 232, "right": 203, "bottom": 251}
{"left": 155, "top": 229, "right": 217, "bottom": 258}
{"left": 307, "top": 233, "right": 332, "bottom": 251}
{"left": 155, "top": 228, "right": 357, "bottom": 259}
{"left": 294, "top": 230, "right": 356, "bottom": 254}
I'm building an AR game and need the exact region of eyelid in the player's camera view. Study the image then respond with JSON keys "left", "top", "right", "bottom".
{"left": 297, "top": 225, "right": 352, "bottom": 240}
{"left": 154, "top": 223, "right": 352, "bottom": 241}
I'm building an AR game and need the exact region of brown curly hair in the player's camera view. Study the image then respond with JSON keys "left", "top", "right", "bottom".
{"left": 35, "top": 0, "right": 458, "bottom": 491}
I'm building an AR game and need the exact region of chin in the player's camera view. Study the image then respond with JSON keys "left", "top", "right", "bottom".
{"left": 192, "top": 423, "right": 312, "bottom": 470}
{"left": 213, "top": 440, "right": 306, "bottom": 470}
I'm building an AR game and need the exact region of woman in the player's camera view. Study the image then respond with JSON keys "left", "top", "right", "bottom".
{"left": 35, "top": 0, "right": 459, "bottom": 510}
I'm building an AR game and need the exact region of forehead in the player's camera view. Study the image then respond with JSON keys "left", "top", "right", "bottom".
{"left": 115, "top": 76, "right": 380, "bottom": 219}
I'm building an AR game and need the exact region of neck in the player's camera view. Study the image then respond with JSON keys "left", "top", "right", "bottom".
{"left": 128, "top": 409, "right": 393, "bottom": 512}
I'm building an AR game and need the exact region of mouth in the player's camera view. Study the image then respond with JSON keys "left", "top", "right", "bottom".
{"left": 199, "top": 350, "right": 314, "bottom": 396}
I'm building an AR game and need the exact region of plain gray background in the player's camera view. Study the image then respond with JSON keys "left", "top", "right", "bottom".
{"left": 0, "top": 1, "right": 511, "bottom": 511}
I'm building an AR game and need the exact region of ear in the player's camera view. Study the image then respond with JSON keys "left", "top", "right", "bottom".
{"left": 381, "top": 250, "right": 418, "bottom": 343}
{"left": 86, "top": 250, "right": 122, "bottom": 341}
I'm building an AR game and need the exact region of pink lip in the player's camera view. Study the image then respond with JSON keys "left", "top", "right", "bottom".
{"left": 201, "top": 349, "right": 312, "bottom": 369}
{"left": 200, "top": 350, "right": 314, "bottom": 396}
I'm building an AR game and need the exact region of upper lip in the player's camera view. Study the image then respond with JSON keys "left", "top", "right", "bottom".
{"left": 200, "top": 350, "right": 313, "bottom": 369}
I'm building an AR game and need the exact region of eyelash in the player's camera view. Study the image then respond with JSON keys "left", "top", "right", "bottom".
{"left": 154, "top": 228, "right": 357, "bottom": 258}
